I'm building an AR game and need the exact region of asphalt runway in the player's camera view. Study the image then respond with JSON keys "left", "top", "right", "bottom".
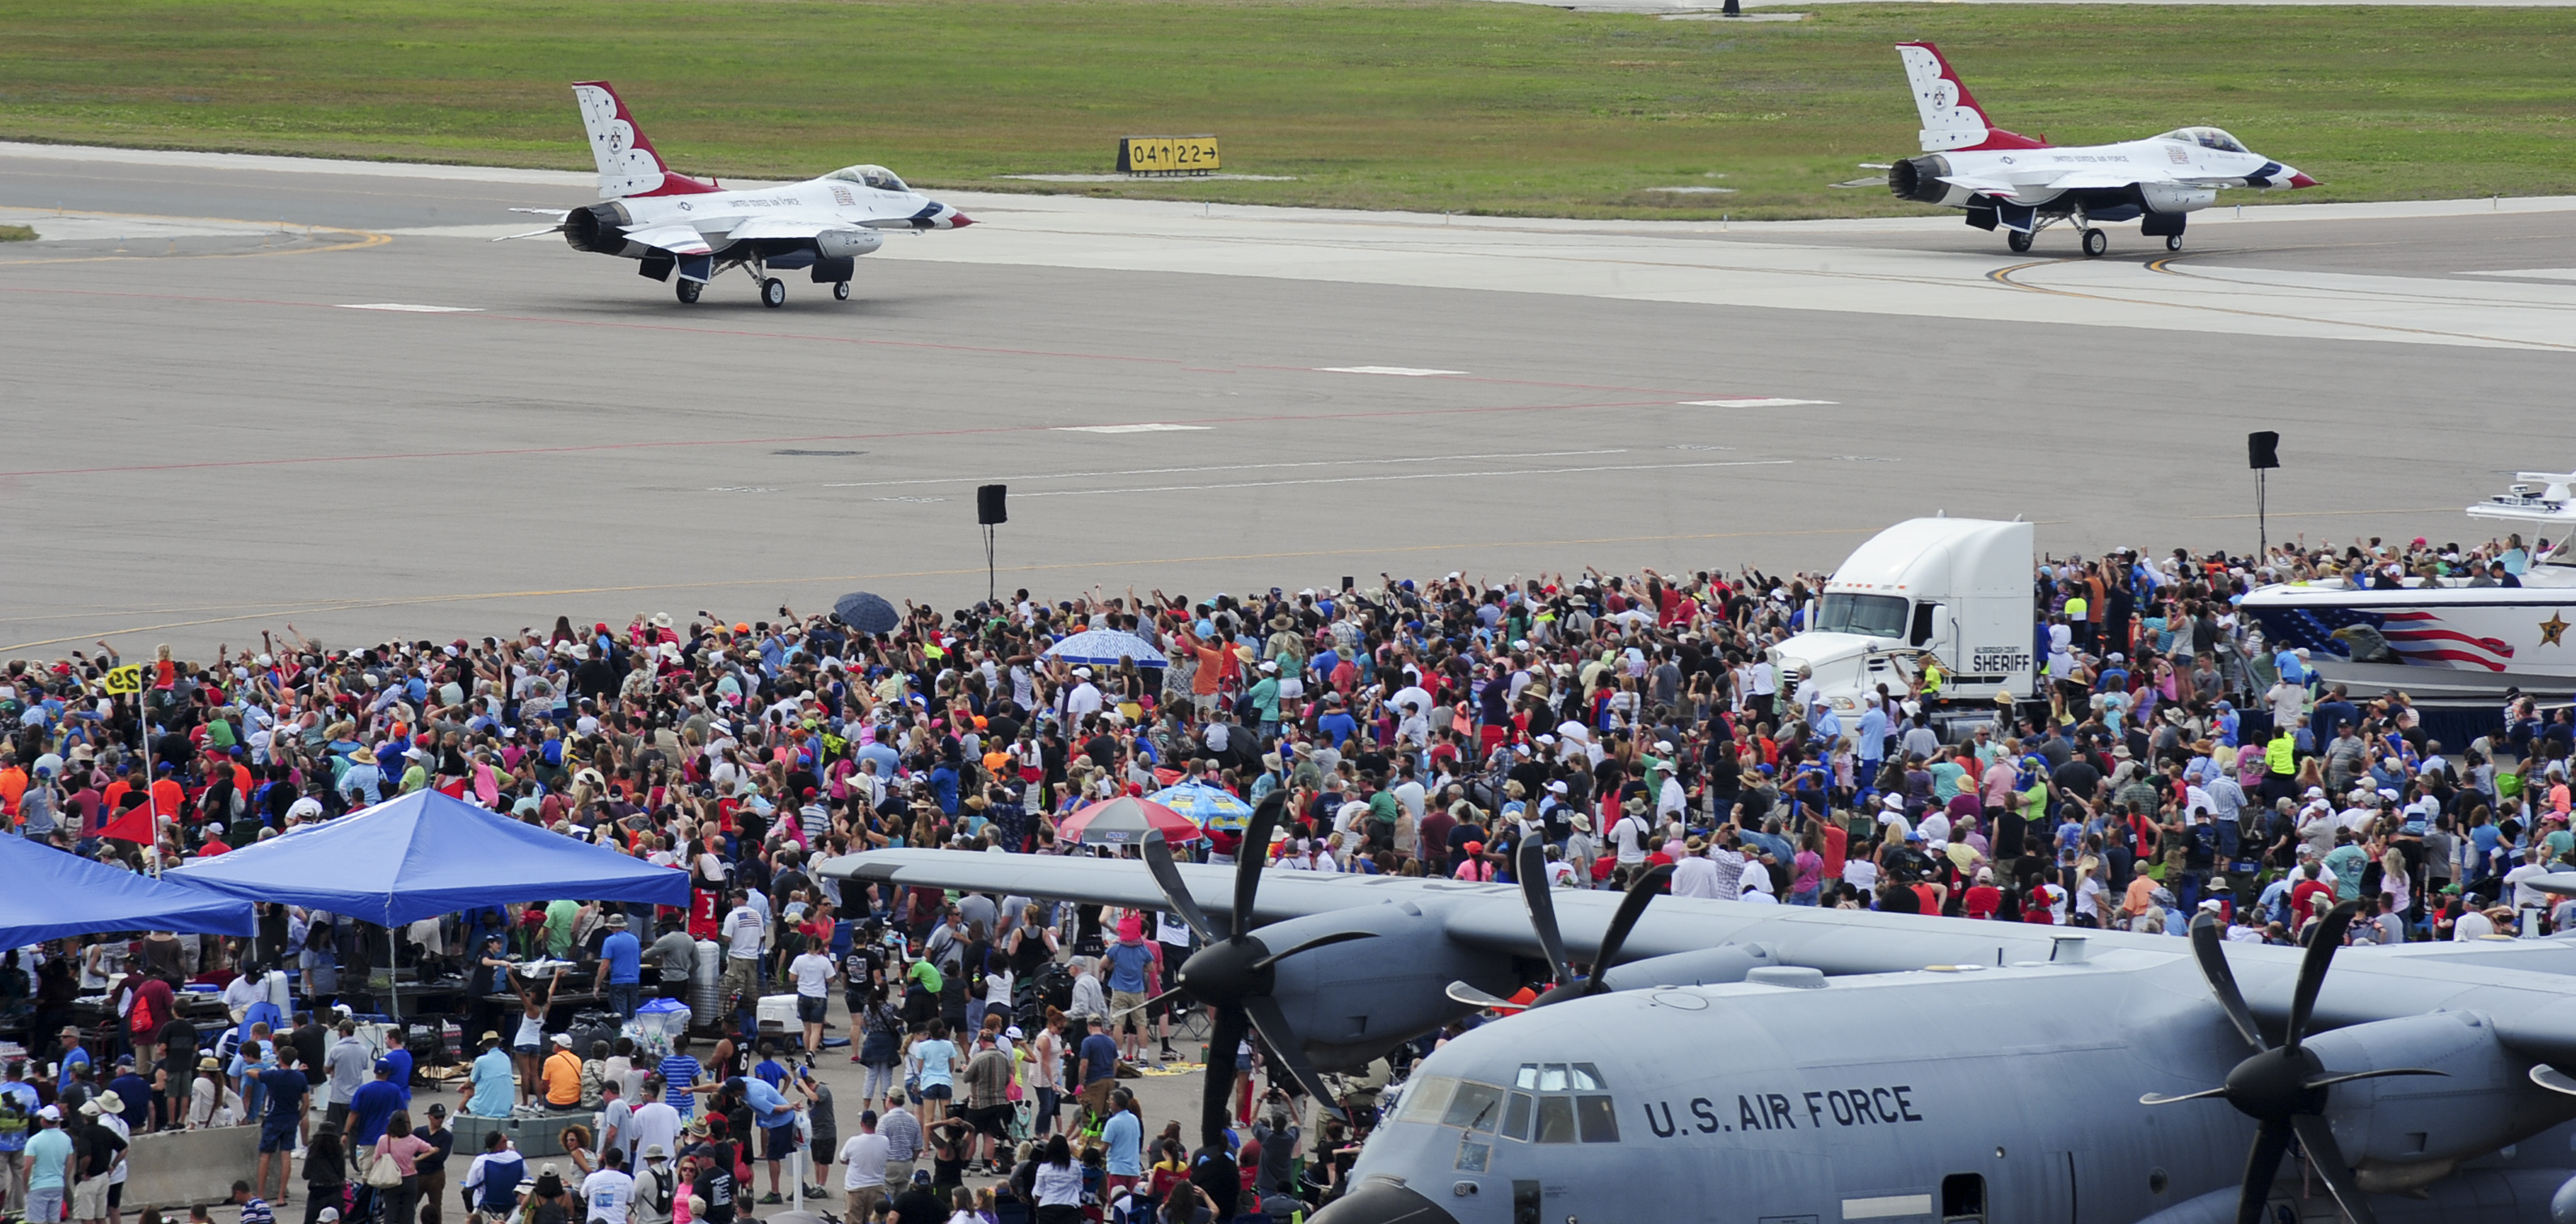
{"left": 3, "top": 144, "right": 2573, "bottom": 654}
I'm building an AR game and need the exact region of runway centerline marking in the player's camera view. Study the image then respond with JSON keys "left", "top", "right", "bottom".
{"left": 1052, "top": 423, "right": 1211, "bottom": 434}
{"left": 1319, "top": 366, "right": 1469, "bottom": 377}
{"left": 337, "top": 303, "right": 481, "bottom": 312}
{"left": 816, "top": 449, "right": 1628, "bottom": 490}
{"left": 1680, "top": 398, "right": 1837, "bottom": 408}
{"left": 1015, "top": 458, "right": 1794, "bottom": 498}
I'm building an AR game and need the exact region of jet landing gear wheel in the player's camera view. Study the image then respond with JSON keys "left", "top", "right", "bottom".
{"left": 2082, "top": 228, "right": 2108, "bottom": 257}
{"left": 2166, "top": 234, "right": 2184, "bottom": 252}
{"left": 2006, "top": 230, "right": 2032, "bottom": 253}
{"left": 759, "top": 277, "right": 786, "bottom": 308}
{"left": 833, "top": 281, "right": 851, "bottom": 302}
{"left": 675, "top": 278, "right": 701, "bottom": 304}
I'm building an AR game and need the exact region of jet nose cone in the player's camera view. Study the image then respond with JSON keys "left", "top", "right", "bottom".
{"left": 2287, "top": 172, "right": 2318, "bottom": 188}
{"left": 1310, "top": 1181, "right": 1461, "bottom": 1224}
{"left": 947, "top": 211, "right": 973, "bottom": 227}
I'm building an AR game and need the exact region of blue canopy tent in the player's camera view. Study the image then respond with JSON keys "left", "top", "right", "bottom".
{"left": 0, "top": 833, "right": 256, "bottom": 950}
{"left": 168, "top": 790, "right": 688, "bottom": 1016}
{"left": 1044, "top": 629, "right": 1167, "bottom": 667}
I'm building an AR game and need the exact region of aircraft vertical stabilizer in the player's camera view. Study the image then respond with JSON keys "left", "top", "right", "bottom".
{"left": 570, "top": 82, "right": 720, "bottom": 199}
{"left": 1896, "top": 44, "right": 2046, "bottom": 153}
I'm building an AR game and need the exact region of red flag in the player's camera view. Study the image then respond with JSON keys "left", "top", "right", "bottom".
{"left": 100, "top": 804, "right": 156, "bottom": 844}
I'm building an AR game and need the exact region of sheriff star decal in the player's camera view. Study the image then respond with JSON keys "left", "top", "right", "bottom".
{"left": 2544, "top": 612, "right": 2570, "bottom": 647}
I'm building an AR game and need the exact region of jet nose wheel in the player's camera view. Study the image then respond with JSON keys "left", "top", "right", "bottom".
{"left": 675, "top": 279, "right": 701, "bottom": 305}
{"left": 2166, "top": 235, "right": 2184, "bottom": 252}
{"left": 2082, "top": 228, "right": 2108, "bottom": 257}
{"left": 2006, "top": 231, "right": 2032, "bottom": 253}
{"left": 833, "top": 281, "right": 851, "bottom": 302}
{"left": 759, "top": 277, "right": 787, "bottom": 308}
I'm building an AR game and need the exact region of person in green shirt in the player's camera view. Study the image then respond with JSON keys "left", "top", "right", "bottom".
{"left": 542, "top": 900, "right": 584, "bottom": 960}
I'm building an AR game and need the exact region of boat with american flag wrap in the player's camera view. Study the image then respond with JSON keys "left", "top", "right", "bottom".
{"left": 2240, "top": 471, "right": 2576, "bottom": 703}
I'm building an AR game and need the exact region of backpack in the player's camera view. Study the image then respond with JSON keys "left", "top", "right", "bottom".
{"left": 642, "top": 1167, "right": 676, "bottom": 1216}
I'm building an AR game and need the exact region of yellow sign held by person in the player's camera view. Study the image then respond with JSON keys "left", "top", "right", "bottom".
{"left": 101, "top": 664, "right": 143, "bottom": 694}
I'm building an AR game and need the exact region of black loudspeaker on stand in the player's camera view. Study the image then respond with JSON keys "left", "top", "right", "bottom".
{"left": 977, "top": 485, "right": 1007, "bottom": 606}
{"left": 2247, "top": 432, "right": 2280, "bottom": 562}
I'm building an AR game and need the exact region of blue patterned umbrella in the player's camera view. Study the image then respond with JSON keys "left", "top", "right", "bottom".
{"left": 1044, "top": 629, "right": 1167, "bottom": 667}
{"left": 1149, "top": 781, "right": 1256, "bottom": 832}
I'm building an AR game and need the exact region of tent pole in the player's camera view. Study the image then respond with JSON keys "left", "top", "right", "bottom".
{"left": 388, "top": 923, "right": 400, "bottom": 1023}
{"left": 139, "top": 693, "right": 159, "bottom": 877}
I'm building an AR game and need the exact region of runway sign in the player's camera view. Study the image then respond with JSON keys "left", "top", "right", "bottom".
{"left": 1118, "top": 135, "right": 1220, "bottom": 176}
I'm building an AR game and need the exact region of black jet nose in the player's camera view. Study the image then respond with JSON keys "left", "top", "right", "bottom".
{"left": 1311, "top": 1180, "right": 1463, "bottom": 1224}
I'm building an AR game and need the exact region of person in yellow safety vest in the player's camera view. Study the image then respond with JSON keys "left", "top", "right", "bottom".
{"left": 1921, "top": 658, "right": 1945, "bottom": 699}
{"left": 2265, "top": 726, "right": 2296, "bottom": 778}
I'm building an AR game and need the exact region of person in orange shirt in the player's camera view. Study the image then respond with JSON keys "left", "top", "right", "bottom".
{"left": 150, "top": 767, "right": 186, "bottom": 819}
{"left": 540, "top": 1033, "right": 586, "bottom": 1112}
{"left": 0, "top": 759, "right": 26, "bottom": 824}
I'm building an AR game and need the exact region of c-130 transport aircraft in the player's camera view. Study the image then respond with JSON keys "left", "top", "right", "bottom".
{"left": 824, "top": 794, "right": 2576, "bottom": 1224}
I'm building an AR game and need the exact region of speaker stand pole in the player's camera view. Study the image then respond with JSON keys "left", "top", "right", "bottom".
{"left": 2256, "top": 468, "right": 2268, "bottom": 565}
{"left": 984, "top": 524, "right": 997, "bottom": 608}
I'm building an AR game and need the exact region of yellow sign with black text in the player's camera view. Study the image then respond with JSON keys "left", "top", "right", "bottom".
{"left": 101, "top": 664, "right": 142, "bottom": 694}
{"left": 1118, "top": 135, "right": 1220, "bottom": 176}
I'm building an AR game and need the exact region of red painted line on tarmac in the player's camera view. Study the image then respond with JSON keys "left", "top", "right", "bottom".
{"left": 0, "top": 398, "right": 1692, "bottom": 479}
{"left": 0, "top": 284, "right": 1748, "bottom": 398}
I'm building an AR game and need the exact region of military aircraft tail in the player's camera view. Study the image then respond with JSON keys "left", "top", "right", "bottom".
{"left": 1896, "top": 43, "right": 2048, "bottom": 154}
{"left": 570, "top": 81, "right": 722, "bottom": 200}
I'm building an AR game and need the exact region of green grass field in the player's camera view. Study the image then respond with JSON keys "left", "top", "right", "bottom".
{"left": 2, "top": 0, "right": 2573, "bottom": 218}
{"left": 0, "top": 225, "right": 34, "bottom": 241}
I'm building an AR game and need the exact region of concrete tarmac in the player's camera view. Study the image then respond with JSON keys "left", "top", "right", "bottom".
{"left": 2, "top": 145, "right": 2571, "bottom": 654}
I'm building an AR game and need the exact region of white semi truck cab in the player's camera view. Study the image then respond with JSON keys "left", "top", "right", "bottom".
{"left": 1765, "top": 517, "right": 2038, "bottom": 740}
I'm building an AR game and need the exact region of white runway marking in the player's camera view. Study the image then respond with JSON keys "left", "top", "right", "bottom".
{"left": 2459, "top": 269, "right": 2576, "bottom": 282}
{"left": 1052, "top": 422, "right": 1212, "bottom": 434}
{"left": 1015, "top": 457, "right": 1792, "bottom": 499}
{"left": 337, "top": 303, "right": 481, "bottom": 313}
{"left": 1680, "top": 398, "right": 1837, "bottom": 408}
{"left": 1318, "top": 366, "right": 1468, "bottom": 377}
{"left": 817, "top": 450, "right": 1632, "bottom": 491}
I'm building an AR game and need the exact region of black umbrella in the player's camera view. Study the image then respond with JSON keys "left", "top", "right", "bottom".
{"left": 833, "top": 591, "right": 898, "bottom": 635}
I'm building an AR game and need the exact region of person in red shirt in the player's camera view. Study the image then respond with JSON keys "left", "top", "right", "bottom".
{"left": 1963, "top": 869, "right": 2004, "bottom": 921}
{"left": 2289, "top": 861, "right": 2335, "bottom": 930}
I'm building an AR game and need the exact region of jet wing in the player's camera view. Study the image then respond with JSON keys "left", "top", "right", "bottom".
{"left": 722, "top": 214, "right": 845, "bottom": 241}
{"left": 619, "top": 223, "right": 713, "bottom": 256}
{"left": 1935, "top": 175, "right": 2022, "bottom": 195}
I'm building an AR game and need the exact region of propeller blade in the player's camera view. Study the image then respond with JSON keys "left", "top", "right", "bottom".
{"left": 2139, "top": 1086, "right": 2232, "bottom": 1106}
{"left": 1515, "top": 833, "right": 1572, "bottom": 985}
{"left": 1202, "top": 1005, "right": 1248, "bottom": 1151}
{"left": 1231, "top": 793, "right": 1286, "bottom": 940}
{"left": 2300, "top": 1068, "right": 2447, "bottom": 1091}
{"left": 2290, "top": 1113, "right": 2379, "bottom": 1224}
{"left": 2235, "top": 1120, "right": 2293, "bottom": 1224}
{"left": 1446, "top": 981, "right": 1515, "bottom": 1009}
{"left": 2287, "top": 901, "right": 2362, "bottom": 1052}
{"left": 2532, "top": 1065, "right": 2576, "bottom": 1097}
{"left": 1251, "top": 930, "right": 1377, "bottom": 973}
{"left": 1112, "top": 985, "right": 1188, "bottom": 1020}
{"left": 1577, "top": 864, "right": 1673, "bottom": 1000}
{"left": 1244, "top": 995, "right": 1350, "bottom": 1123}
{"left": 2188, "top": 912, "right": 2268, "bottom": 1054}
{"left": 1142, "top": 829, "right": 1219, "bottom": 945}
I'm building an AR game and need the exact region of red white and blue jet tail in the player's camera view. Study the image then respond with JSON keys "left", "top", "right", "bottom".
{"left": 571, "top": 81, "right": 722, "bottom": 200}
{"left": 1896, "top": 43, "right": 2047, "bottom": 153}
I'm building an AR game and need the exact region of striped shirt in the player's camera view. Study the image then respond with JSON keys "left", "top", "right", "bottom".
{"left": 656, "top": 1056, "right": 701, "bottom": 1116}
{"left": 239, "top": 1198, "right": 276, "bottom": 1224}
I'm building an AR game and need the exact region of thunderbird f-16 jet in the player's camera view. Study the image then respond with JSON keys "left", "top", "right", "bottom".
{"left": 1884, "top": 43, "right": 2314, "bottom": 257}
{"left": 826, "top": 794, "right": 2576, "bottom": 1224}
{"left": 502, "top": 82, "right": 970, "bottom": 307}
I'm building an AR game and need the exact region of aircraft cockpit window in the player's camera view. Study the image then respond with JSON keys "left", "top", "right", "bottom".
{"left": 1442, "top": 1082, "right": 1506, "bottom": 1133}
{"left": 1502, "top": 1092, "right": 1534, "bottom": 1141}
{"left": 827, "top": 164, "right": 909, "bottom": 192}
{"left": 2159, "top": 127, "right": 2247, "bottom": 153}
{"left": 1396, "top": 1077, "right": 1458, "bottom": 1124}
{"left": 1537, "top": 1064, "right": 1569, "bottom": 1091}
{"left": 1515, "top": 1065, "right": 1539, "bottom": 1091}
{"left": 1534, "top": 1095, "right": 1578, "bottom": 1143}
{"left": 1570, "top": 1063, "right": 1605, "bottom": 1091}
{"left": 1575, "top": 1095, "right": 1621, "bottom": 1143}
